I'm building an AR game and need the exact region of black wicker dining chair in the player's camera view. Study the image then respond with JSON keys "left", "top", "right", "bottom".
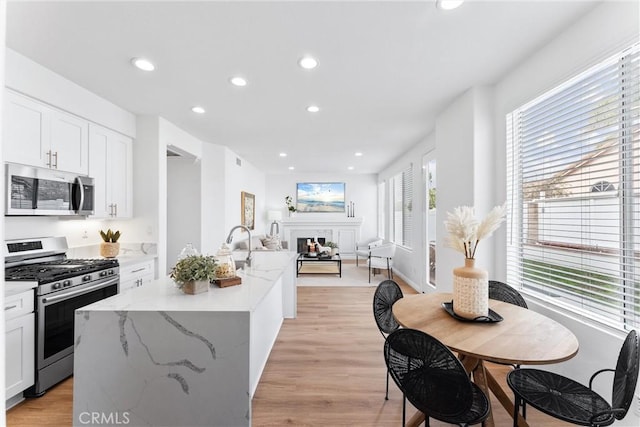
{"left": 488, "top": 280, "right": 528, "bottom": 309}
{"left": 373, "top": 279, "right": 403, "bottom": 400}
{"left": 385, "top": 328, "right": 490, "bottom": 427}
{"left": 507, "top": 329, "right": 639, "bottom": 427}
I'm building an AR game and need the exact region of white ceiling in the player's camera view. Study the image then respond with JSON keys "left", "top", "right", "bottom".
{"left": 6, "top": 1, "right": 600, "bottom": 174}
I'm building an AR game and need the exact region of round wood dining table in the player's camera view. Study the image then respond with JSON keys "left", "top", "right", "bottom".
{"left": 392, "top": 292, "right": 579, "bottom": 427}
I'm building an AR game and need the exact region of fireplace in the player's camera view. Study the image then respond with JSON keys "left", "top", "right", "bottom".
{"left": 296, "top": 237, "right": 326, "bottom": 254}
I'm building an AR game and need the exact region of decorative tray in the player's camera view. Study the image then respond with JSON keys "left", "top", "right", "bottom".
{"left": 303, "top": 252, "right": 318, "bottom": 258}
{"left": 441, "top": 301, "right": 503, "bottom": 323}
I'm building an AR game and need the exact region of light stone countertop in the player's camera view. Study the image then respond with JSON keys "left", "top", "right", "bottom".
{"left": 77, "top": 251, "right": 297, "bottom": 313}
{"left": 5, "top": 281, "right": 38, "bottom": 298}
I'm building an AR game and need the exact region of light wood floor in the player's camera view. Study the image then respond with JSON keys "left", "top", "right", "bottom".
{"left": 8, "top": 277, "right": 571, "bottom": 426}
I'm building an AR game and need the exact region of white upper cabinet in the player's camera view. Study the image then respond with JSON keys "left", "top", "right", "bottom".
{"left": 50, "top": 109, "right": 89, "bottom": 174}
{"left": 4, "top": 90, "right": 88, "bottom": 174}
{"left": 89, "top": 123, "right": 133, "bottom": 218}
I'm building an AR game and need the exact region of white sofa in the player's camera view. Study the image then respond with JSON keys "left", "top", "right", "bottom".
{"left": 232, "top": 235, "right": 289, "bottom": 251}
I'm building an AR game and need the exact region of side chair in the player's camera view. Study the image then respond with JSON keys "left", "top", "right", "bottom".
{"left": 372, "top": 279, "right": 403, "bottom": 400}
{"left": 385, "top": 328, "right": 490, "bottom": 427}
{"left": 355, "top": 238, "right": 383, "bottom": 266}
{"left": 507, "top": 329, "right": 639, "bottom": 427}
{"left": 368, "top": 243, "right": 396, "bottom": 283}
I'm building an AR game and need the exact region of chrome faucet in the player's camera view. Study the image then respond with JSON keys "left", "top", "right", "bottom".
{"left": 226, "top": 225, "right": 252, "bottom": 268}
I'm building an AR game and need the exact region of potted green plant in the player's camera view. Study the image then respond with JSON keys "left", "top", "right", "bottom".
{"left": 325, "top": 241, "right": 339, "bottom": 256}
{"left": 99, "top": 229, "right": 121, "bottom": 258}
{"left": 170, "top": 255, "right": 218, "bottom": 294}
{"left": 285, "top": 195, "right": 297, "bottom": 217}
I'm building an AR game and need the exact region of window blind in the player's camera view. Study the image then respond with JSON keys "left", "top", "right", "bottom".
{"left": 402, "top": 163, "right": 413, "bottom": 248}
{"left": 507, "top": 43, "right": 640, "bottom": 330}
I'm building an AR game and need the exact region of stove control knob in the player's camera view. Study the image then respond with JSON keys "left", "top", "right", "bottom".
{"left": 52, "top": 282, "right": 61, "bottom": 290}
{"left": 63, "top": 280, "right": 71, "bottom": 287}
{"left": 83, "top": 274, "right": 91, "bottom": 282}
{"left": 99, "top": 271, "right": 107, "bottom": 277}
{"left": 108, "top": 270, "right": 114, "bottom": 275}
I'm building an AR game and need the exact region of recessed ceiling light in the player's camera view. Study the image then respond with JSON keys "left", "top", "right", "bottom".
{"left": 307, "top": 105, "right": 320, "bottom": 113}
{"left": 298, "top": 56, "right": 318, "bottom": 69}
{"left": 279, "top": 153, "right": 287, "bottom": 157}
{"left": 436, "top": 0, "right": 464, "bottom": 10}
{"left": 355, "top": 152, "right": 363, "bottom": 157}
{"left": 348, "top": 166, "right": 355, "bottom": 170}
{"left": 288, "top": 166, "right": 295, "bottom": 170}
{"left": 230, "top": 76, "right": 247, "bottom": 87}
{"left": 131, "top": 57, "right": 155, "bottom": 71}
{"left": 191, "top": 106, "right": 205, "bottom": 114}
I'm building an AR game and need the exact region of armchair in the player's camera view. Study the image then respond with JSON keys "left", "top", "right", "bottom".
{"left": 368, "top": 243, "right": 396, "bottom": 283}
{"left": 355, "top": 238, "right": 383, "bottom": 266}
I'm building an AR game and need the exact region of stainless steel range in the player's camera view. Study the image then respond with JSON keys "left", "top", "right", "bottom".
{"left": 4, "top": 236, "right": 119, "bottom": 396}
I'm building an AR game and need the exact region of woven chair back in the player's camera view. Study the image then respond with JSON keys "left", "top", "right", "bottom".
{"left": 373, "top": 279, "right": 403, "bottom": 335}
{"left": 488, "top": 280, "right": 528, "bottom": 308}
{"left": 612, "top": 329, "right": 639, "bottom": 419}
{"left": 384, "top": 328, "right": 474, "bottom": 420}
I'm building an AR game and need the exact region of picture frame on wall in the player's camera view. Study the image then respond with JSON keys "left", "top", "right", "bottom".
{"left": 296, "top": 182, "right": 345, "bottom": 212}
{"left": 241, "top": 191, "right": 255, "bottom": 230}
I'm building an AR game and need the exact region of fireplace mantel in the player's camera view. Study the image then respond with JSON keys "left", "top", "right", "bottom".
{"left": 280, "top": 217, "right": 363, "bottom": 257}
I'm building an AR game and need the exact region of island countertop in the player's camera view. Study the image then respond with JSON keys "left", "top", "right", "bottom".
{"left": 80, "top": 251, "right": 298, "bottom": 313}
{"left": 73, "top": 250, "right": 298, "bottom": 427}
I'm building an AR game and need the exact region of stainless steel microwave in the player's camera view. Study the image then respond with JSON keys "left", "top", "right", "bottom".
{"left": 5, "top": 163, "right": 95, "bottom": 216}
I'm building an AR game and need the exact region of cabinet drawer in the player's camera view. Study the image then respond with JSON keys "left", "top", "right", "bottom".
{"left": 5, "top": 290, "right": 34, "bottom": 321}
{"left": 120, "top": 260, "right": 155, "bottom": 281}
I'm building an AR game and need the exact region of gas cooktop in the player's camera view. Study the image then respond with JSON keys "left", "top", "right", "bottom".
{"left": 5, "top": 258, "right": 119, "bottom": 283}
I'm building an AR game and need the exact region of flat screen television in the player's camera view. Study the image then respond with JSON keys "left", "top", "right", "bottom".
{"left": 296, "top": 182, "right": 345, "bottom": 213}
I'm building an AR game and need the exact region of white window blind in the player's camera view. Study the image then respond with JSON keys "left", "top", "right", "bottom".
{"left": 403, "top": 164, "right": 413, "bottom": 248}
{"left": 378, "top": 181, "right": 386, "bottom": 240}
{"left": 507, "top": 43, "right": 640, "bottom": 330}
{"left": 391, "top": 164, "right": 413, "bottom": 248}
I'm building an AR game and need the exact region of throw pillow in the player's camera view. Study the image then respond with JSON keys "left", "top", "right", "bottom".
{"left": 261, "top": 235, "right": 282, "bottom": 250}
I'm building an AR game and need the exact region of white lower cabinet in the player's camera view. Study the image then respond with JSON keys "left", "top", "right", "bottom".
{"left": 120, "top": 260, "right": 155, "bottom": 293}
{"left": 5, "top": 289, "right": 35, "bottom": 408}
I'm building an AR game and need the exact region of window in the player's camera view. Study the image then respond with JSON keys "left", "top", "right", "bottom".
{"left": 392, "top": 164, "right": 413, "bottom": 248}
{"left": 378, "top": 181, "right": 386, "bottom": 240}
{"left": 507, "top": 43, "right": 640, "bottom": 330}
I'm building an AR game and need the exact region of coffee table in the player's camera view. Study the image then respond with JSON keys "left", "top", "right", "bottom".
{"left": 296, "top": 253, "right": 342, "bottom": 277}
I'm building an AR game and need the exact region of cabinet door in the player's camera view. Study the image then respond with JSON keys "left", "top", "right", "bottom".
{"left": 3, "top": 91, "right": 50, "bottom": 168}
{"left": 88, "top": 124, "right": 110, "bottom": 218}
{"left": 88, "top": 125, "right": 133, "bottom": 218}
{"left": 108, "top": 133, "right": 133, "bottom": 218}
{"left": 5, "top": 313, "right": 35, "bottom": 398}
{"left": 50, "top": 110, "right": 89, "bottom": 174}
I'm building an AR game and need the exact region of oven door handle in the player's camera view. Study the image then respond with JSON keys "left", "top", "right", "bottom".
{"left": 42, "top": 277, "right": 119, "bottom": 304}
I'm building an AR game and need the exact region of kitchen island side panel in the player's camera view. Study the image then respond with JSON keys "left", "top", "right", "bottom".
{"left": 73, "top": 310, "right": 250, "bottom": 427}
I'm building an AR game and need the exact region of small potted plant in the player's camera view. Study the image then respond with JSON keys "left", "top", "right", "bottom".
{"left": 325, "top": 241, "right": 339, "bottom": 256}
{"left": 99, "top": 229, "right": 121, "bottom": 258}
{"left": 285, "top": 195, "right": 297, "bottom": 217}
{"left": 170, "top": 255, "right": 218, "bottom": 294}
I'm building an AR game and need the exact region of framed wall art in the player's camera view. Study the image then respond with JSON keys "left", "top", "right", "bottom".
{"left": 296, "top": 182, "right": 345, "bottom": 212}
{"left": 241, "top": 191, "right": 255, "bottom": 230}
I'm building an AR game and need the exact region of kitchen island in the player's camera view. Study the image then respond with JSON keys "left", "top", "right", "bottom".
{"left": 72, "top": 251, "right": 297, "bottom": 427}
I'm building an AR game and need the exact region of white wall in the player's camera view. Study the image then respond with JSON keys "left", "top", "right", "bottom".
{"left": 491, "top": 0, "right": 640, "bottom": 416}
{"left": 265, "top": 173, "right": 378, "bottom": 244}
{"left": 167, "top": 157, "right": 201, "bottom": 270}
{"left": 378, "top": 133, "right": 435, "bottom": 290}
{"left": 5, "top": 49, "right": 135, "bottom": 137}
{"left": 200, "top": 143, "right": 226, "bottom": 255}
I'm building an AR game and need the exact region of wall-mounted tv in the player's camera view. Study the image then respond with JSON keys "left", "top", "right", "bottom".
{"left": 296, "top": 182, "right": 345, "bottom": 213}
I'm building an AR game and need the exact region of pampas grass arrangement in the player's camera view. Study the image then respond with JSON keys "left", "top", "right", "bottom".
{"left": 444, "top": 204, "right": 506, "bottom": 259}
